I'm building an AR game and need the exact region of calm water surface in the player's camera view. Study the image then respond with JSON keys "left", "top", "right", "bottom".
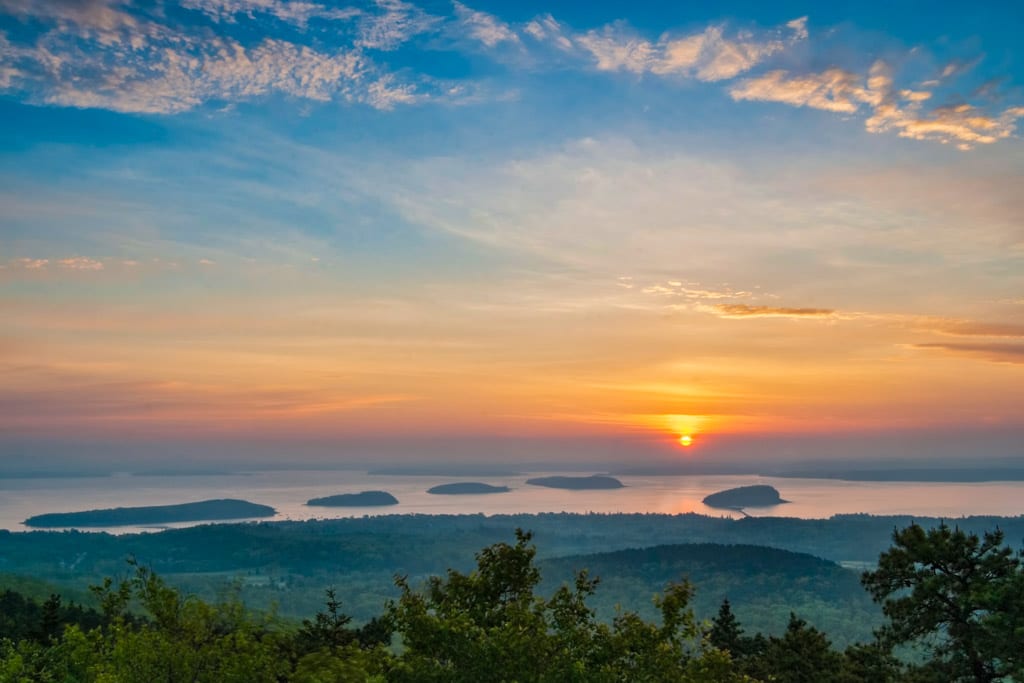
{"left": 1, "top": 470, "right": 1022, "bottom": 534}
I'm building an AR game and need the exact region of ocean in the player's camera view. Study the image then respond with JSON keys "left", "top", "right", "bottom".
{"left": 1, "top": 470, "right": 1022, "bottom": 534}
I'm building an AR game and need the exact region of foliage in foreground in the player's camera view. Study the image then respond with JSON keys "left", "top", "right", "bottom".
{"left": 1, "top": 523, "right": 1022, "bottom": 682}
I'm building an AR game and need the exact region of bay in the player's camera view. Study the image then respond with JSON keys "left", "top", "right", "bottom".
{"left": 1, "top": 470, "right": 1022, "bottom": 534}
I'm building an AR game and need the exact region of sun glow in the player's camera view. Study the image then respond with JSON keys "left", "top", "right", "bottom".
{"left": 678, "top": 435, "right": 693, "bottom": 447}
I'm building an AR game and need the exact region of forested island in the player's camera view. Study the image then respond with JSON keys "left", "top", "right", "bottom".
{"left": 22, "top": 499, "right": 276, "bottom": 528}
{"left": 525, "top": 474, "right": 624, "bottom": 490}
{"left": 703, "top": 485, "right": 788, "bottom": 509}
{"left": 426, "top": 482, "right": 510, "bottom": 495}
{"left": 306, "top": 491, "right": 398, "bottom": 507}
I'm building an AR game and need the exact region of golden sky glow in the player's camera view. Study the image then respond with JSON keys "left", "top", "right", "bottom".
{"left": 2, "top": 3, "right": 1024, "bottom": 467}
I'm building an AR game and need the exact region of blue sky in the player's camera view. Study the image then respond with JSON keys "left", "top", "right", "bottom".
{"left": 1, "top": 0, "right": 1023, "bottom": 469}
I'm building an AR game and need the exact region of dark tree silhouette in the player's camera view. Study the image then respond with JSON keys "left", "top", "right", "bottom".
{"left": 709, "top": 598, "right": 744, "bottom": 655}
{"left": 862, "top": 522, "right": 1024, "bottom": 682}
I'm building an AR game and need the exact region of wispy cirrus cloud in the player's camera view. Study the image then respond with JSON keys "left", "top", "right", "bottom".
{"left": 41, "top": 37, "right": 368, "bottom": 113}
{"left": 529, "top": 14, "right": 807, "bottom": 81}
{"left": 0, "top": 1, "right": 1019, "bottom": 151}
{"left": 363, "top": 134, "right": 993, "bottom": 290}
{"left": 0, "top": 33, "right": 17, "bottom": 87}
{"left": 355, "top": 0, "right": 440, "bottom": 50}
{"left": 641, "top": 280, "right": 752, "bottom": 301}
{"left": 731, "top": 59, "right": 1024, "bottom": 149}
{"left": 2, "top": 255, "right": 232, "bottom": 277}
{"left": 453, "top": 1, "right": 518, "bottom": 48}
{"left": 877, "top": 103, "right": 1024, "bottom": 150}
{"left": 364, "top": 72, "right": 421, "bottom": 108}
{"left": 0, "top": 0, "right": 143, "bottom": 43}
{"left": 179, "top": 0, "right": 361, "bottom": 27}
{"left": 0, "top": 0, "right": 447, "bottom": 113}
{"left": 523, "top": 14, "right": 572, "bottom": 51}
{"left": 730, "top": 66, "right": 881, "bottom": 113}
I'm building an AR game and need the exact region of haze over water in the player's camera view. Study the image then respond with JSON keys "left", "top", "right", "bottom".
{"left": 3, "top": 471, "right": 1023, "bottom": 535}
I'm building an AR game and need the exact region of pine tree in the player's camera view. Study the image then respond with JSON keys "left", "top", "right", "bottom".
{"left": 709, "top": 598, "right": 744, "bottom": 656}
{"left": 34, "top": 593, "right": 62, "bottom": 644}
{"left": 862, "top": 523, "right": 1024, "bottom": 682}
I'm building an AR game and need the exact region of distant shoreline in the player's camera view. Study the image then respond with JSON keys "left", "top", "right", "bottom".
{"left": 6, "top": 467, "right": 1024, "bottom": 484}
{"left": 769, "top": 469, "right": 1024, "bottom": 483}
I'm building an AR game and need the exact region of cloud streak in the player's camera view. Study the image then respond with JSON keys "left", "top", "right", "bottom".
{"left": 180, "top": 0, "right": 360, "bottom": 27}
{"left": 932, "top": 321, "right": 1024, "bottom": 338}
{"left": 713, "top": 304, "right": 835, "bottom": 318}
{"left": 914, "top": 342, "right": 1024, "bottom": 364}
{"left": 43, "top": 38, "right": 368, "bottom": 113}
{"left": 0, "top": 2, "right": 1019, "bottom": 151}
{"left": 545, "top": 16, "right": 807, "bottom": 81}
{"left": 356, "top": 0, "right": 439, "bottom": 50}
{"left": 0, "top": 0, "right": 446, "bottom": 112}
{"left": 731, "top": 60, "right": 1024, "bottom": 149}
{"left": 453, "top": 2, "right": 518, "bottom": 48}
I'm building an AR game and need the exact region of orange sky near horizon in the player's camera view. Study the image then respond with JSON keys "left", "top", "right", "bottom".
{"left": 2, "top": 2, "right": 1024, "bottom": 467}
{"left": 3, "top": 258, "right": 1022, "bottom": 452}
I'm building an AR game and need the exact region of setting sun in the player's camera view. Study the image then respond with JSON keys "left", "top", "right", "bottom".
{"left": 678, "top": 435, "right": 694, "bottom": 447}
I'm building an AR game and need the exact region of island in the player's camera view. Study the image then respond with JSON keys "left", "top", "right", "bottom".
{"left": 526, "top": 475, "right": 624, "bottom": 490}
{"left": 702, "top": 485, "right": 789, "bottom": 509}
{"left": 306, "top": 491, "right": 399, "bottom": 507}
{"left": 23, "top": 499, "right": 276, "bottom": 528}
{"left": 427, "top": 482, "right": 511, "bottom": 495}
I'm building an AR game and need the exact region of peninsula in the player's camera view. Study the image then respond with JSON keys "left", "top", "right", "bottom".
{"left": 526, "top": 475, "right": 624, "bottom": 490}
{"left": 306, "top": 491, "right": 398, "bottom": 507}
{"left": 427, "top": 482, "right": 510, "bottom": 495}
{"left": 23, "top": 499, "right": 276, "bottom": 528}
{"left": 703, "top": 485, "right": 789, "bottom": 509}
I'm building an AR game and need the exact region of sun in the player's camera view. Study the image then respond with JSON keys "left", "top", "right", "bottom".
{"left": 678, "top": 435, "right": 694, "bottom": 447}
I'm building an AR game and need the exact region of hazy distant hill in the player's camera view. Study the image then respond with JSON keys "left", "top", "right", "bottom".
{"left": 526, "top": 475, "right": 624, "bottom": 490}
{"left": 772, "top": 467, "right": 1024, "bottom": 482}
{"left": 368, "top": 466, "right": 520, "bottom": 477}
{"left": 540, "top": 543, "right": 879, "bottom": 646}
{"left": 23, "top": 499, "right": 276, "bottom": 528}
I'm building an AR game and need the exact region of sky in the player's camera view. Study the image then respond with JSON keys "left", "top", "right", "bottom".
{"left": 1, "top": 0, "right": 1023, "bottom": 472}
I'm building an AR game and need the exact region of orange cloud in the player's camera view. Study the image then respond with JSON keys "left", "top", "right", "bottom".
{"left": 713, "top": 304, "right": 834, "bottom": 318}
{"left": 914, "top": 342, "right": 1024, "bottom": 364}
{"left": 932, "top": 321, "right": 1024, "bottom": 338}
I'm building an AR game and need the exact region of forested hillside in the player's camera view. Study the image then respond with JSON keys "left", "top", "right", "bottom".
{"left": 540, "top": 544, "right": 879, "bottom": 646}
{"left": 3, "top": 512, "right": 1022, "bottom": 644}
{"left": 1, "top": 523, "right": 1021, "bottom": 682}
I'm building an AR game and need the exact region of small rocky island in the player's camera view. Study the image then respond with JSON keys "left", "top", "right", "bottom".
{"left": 526, "top": 475, "right": 624, "bottom": 490}
{"left": 23, "top": 499, "right": 276, "bottom": 528}
{"left": 427, "top": 482, "right": 511, "bottom": 495}
{"left": 306, "top": 491, "right": 398, "bottom": 507}
{"left": 703, "top": 485, "right": 789, "bottom": 510}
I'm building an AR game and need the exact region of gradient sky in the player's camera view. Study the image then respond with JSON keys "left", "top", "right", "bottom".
{"left": 1, "top": 0, "right": 1023, "bottom": 469}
